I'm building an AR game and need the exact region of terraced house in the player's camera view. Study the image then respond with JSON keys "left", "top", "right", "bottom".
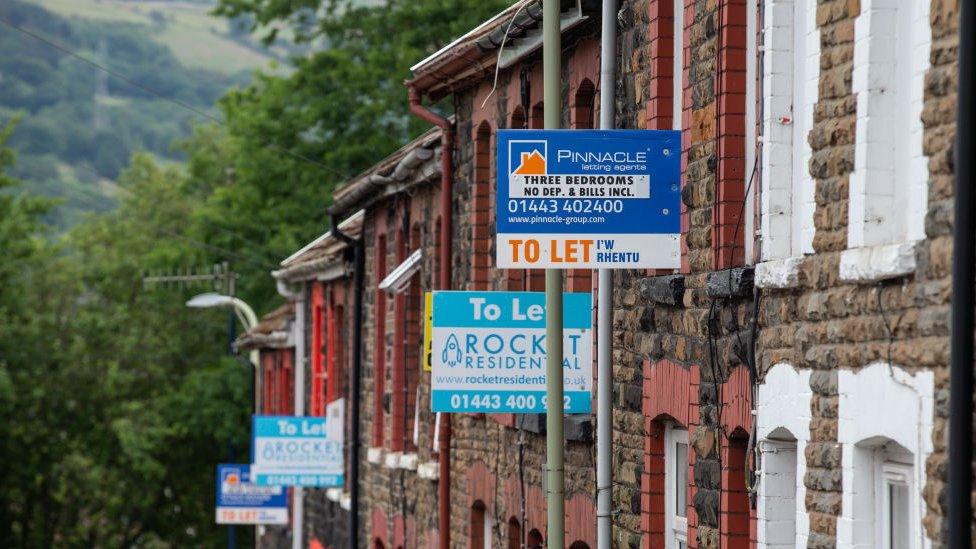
{"left": 238, "top": 0, "right": 967, "bottom": 547}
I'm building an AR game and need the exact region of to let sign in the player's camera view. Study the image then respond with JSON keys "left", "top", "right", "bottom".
{"left": 496, "top": 129, "right": 680, "bottom": 269}
{"left": 429, "top": 291, "right": 592, "bottom": 414}
{"left": 250, "top": 399, "right": 345, "bottom": 487}
{"left": 215, "top": 464, "right": 288, "bottom": 525}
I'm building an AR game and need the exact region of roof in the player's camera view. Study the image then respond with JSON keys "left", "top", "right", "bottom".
{"left": 407, "top": 0, "right": 596, "bottom": 99}
{"left": 235, "top": 302, "right": 294, "bottom": 350}
{"left": 327, "top": 126, "right": 444, "bottom": 216}
{"left": 273, "top": 210, "right": 364, "bottom": 283}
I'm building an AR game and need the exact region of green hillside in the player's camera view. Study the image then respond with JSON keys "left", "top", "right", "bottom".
{"left": 0, "top": 0, "right": 273, "bottom": 228}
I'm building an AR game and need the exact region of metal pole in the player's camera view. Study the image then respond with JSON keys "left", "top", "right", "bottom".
{"left": 596, "top": 3, "right": 616, "bottom": 548}
{"left": 949, "top": 0, "right": 975, "bottom": 547}
{"left": 543, "top": 0, "right": 564, "bottom": 547}
{"left": 292, "top": 290, "right": 306, "bottom": 549}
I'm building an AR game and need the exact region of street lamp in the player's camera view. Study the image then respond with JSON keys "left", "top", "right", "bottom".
{"left": 187, "top": 292, "right": 259, "bottom": 330}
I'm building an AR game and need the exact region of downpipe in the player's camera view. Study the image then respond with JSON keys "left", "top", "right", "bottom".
{"left": 407, "top": 85, "right": 454, "bottom": 549}
{"left": 332, "top": 214, "right": 364, "bottom": 549}
{"left": 949, "top": 0, "right": 974, "bottom": 546}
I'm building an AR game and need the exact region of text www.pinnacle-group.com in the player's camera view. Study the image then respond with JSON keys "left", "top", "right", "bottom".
{"left": 507, "top": 214, "right": 606, "bottom": 225}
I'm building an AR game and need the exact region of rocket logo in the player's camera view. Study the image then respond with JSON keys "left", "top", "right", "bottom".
{"left": 510, "top": 140, "right": 547, "bottom": 176}
{"left": 441, "top": 333, "right": 462, "bottom": 367}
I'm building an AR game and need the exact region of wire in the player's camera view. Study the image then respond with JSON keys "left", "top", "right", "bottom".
{"left": 480, "top": 2, "right": 529, "bottom": 110}
{"left": 0, "top": 16, "right": 352, "bottom": 182}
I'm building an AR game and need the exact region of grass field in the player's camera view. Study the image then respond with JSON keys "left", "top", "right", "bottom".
{"left": 28, "top": 0, "right": 279, "bottom": 74}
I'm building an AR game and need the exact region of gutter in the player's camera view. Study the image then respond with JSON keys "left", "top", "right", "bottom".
{"left": 331, "top": 213, "right": 364, "bottom": 549}
{"left": 407, "top": 84, "right": 454, "bottom": 549}
{"left": 949, "top": 0, "right": 974, "bottom": 546}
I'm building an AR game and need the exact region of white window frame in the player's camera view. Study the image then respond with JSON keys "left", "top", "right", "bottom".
{"left": 664, "top": 423, "right": 689, "bottom": 549}
{"left": 759, "top": 0, "right": 818, "bottom": 262}
{"left": 836, "top": 363, "right": 933, "bottom": 548}
{"left": 878, "top": 460, "right": 914, "bottom": 549}
{"left": 843, "top": 0, "right": 931, "bottom": 281}
{"left": 672, "top": 0, "right": 683, "bottom": 131}
{"left": 755, "top": 363, "right": 812, "bottom": 548}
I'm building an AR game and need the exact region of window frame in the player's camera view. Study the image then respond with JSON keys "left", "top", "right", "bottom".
{"left": 664, "top": 422, "right": 689, "bottom": 549}
{"left": 876, "top": 459, "right": 914, "bottom": 549}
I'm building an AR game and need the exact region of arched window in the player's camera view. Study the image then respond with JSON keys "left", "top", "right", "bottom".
{"left": 470, "top": 500, "right": 487, "bottom": 549}
{"left": 572, "top": 79, "right": 595, "bottom": 129}
{"left": 527, "top": 528, "right": 544, "bottom": 548}
{"left": 373, "top": 540, "right": 385, "bottom": 549}
{"left": 530, "top": 102, "right": 544, "bottom": 130}
{"left": 568, "top": 542, "right": 590, "bottom": 549}
{"left": 758, "top": 427, "right": 798, "bottom": 548}
{"left": 723, "top": 429, "right": 752, "bottom": 548}
{"left": 507, "top": 516, "right": 521, "bottom": 549}
{"left": 511, "top": 105, "right": 526, "bottom": 130}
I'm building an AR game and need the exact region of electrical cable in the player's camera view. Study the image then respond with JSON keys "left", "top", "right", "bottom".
{"left": 0, "top": 16, "right": 352, "bottom": 182}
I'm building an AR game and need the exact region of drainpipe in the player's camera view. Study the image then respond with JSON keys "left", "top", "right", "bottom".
{"left": 276, "top": 279, "right": 306, "bottom": 549}
{"left": 596, "top": 1, "right": 616, "bottom": 547}
{"left": 332, "top": 214, "right": 364, "bottom": 549}
{"left": 407, "top": 85, "right": 453, "bottom": 549}
{"left": 949, "top": 0, "right": 974, "bottom": 547}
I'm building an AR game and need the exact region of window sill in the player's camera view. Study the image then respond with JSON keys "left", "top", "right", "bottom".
{"left": 398, "top": 452, "right": 419, "bottom": 470}
{"left": 326, "top": 488, "right": 342, "bottom": 502}
{"left": 839, "top": 241, "right": 917, "bottom": 283}
{"left": 417, "top": 461, "right": 439, "bottom": 480}
{"left": 366, "top": 446, "right": 383, "bottom": 464}
{"left": 755, "top": 256, "right": 804, "bottom": 289}
{"left": 383, "top": 451, "right": 402, "bottom": 469}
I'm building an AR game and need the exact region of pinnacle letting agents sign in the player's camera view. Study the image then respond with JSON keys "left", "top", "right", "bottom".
{"left": 429, "top": 291, "right": 592, "bottom": 414}
{"left": 496, "top": 129, "right": 681, "bottom": 269}
{"left": 215, "top": 464, "right": 288, "bottom": 525}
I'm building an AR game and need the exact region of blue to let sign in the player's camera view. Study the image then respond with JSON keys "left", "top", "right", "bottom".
{"left": 496, "top": 129, "right": 681, "bottom": 269}
{"left": 250, "top": 403, "right": 345, "bottom": 487}
{"left": 429, "top": 291, "right": 592, "bottom": 414}
{"left": 215, "top": 464, "right": 288, "bottom": 525}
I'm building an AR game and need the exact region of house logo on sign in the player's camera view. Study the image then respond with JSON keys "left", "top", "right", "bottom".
{"left": 441, "top": 333, "right": 462, "bottom": 367}
{"left": 510, "top": 140, "right": 547, "bottom": 175}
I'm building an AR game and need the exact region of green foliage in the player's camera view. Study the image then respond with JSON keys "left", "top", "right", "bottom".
{"left": 0, "top": 0, "right": 512, "bottom": 545}
{"left": 0, "top": 143, "right": 251, "bottom": 547}
{"left": 0, "top": 0, "right": 250, "bottom": 227}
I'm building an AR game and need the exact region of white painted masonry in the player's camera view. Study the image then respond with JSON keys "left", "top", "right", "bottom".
{"left": 756, "top": 363, "right": 812, "bottom": 549}
{"left": 836, "top": 363, "right": 934, "bottom": 548}
{"left": 759, "top": 0, "right": 818, "bottom": 262}
{"left": 845, "top": 0, "right": 931, "bottom": 279}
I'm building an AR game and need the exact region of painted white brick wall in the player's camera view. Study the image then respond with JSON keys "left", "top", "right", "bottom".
{"left": 760, "top": 0, "right": 818, "bottom": 262}
{"left": 836, "top": 363, "right": 934, "bottom": 549}
{"left": 847, "top": 0, "right": 930, "bottom": 250}
{"left": 756, "top": 363, "right": 812, "bottom": 549}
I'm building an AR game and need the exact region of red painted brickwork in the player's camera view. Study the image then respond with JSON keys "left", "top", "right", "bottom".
{"left": 712, "top": 0, "right": 747, "bottom": 269}
{"left": 642, "top": 359, "right": 700, "bottom": 549}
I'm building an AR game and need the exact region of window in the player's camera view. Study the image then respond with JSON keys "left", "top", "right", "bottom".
{"left": 507, "top": 517, "right": 521, "bottom": 549}
{"left": 848, "top": 0, "right": 931, "bottom": 249}
{"left": 852, "top": 441, "right": 916, "bottom": 548}
{"left": 880, "top": 462, "right": 912, "bottom": 549}
{"left": 758, "top": 434, "right": 798, "bottom": 548}
{"left": 664, "top": 423, "right": 689, "bottom": 549}
{"left": 760, "top": 0, "right": 818, "bottom": 260}
{"left": 470, "top": 501, "right": 487, "bottom": 549}
{"left": 311, "top": 283, "right": 326, "bottom": 416}
{"left": 372, "top": 232, "right": 387, "bottom": 447}
{"left": 837, "top": 363, "right": 933, "bottom": 549}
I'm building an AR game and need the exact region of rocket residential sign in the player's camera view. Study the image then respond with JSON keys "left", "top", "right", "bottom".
{"left": 496, "top": 129, "right": 681, "bottom": 269}
{"left": 215, "top": 464, "right": 288, "bottom": 525}
{"left": 429, "top": 291, "right": 592, "bottom": 413}
{"left": 250, "top": 399, "right": 345, "bottom": 487}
